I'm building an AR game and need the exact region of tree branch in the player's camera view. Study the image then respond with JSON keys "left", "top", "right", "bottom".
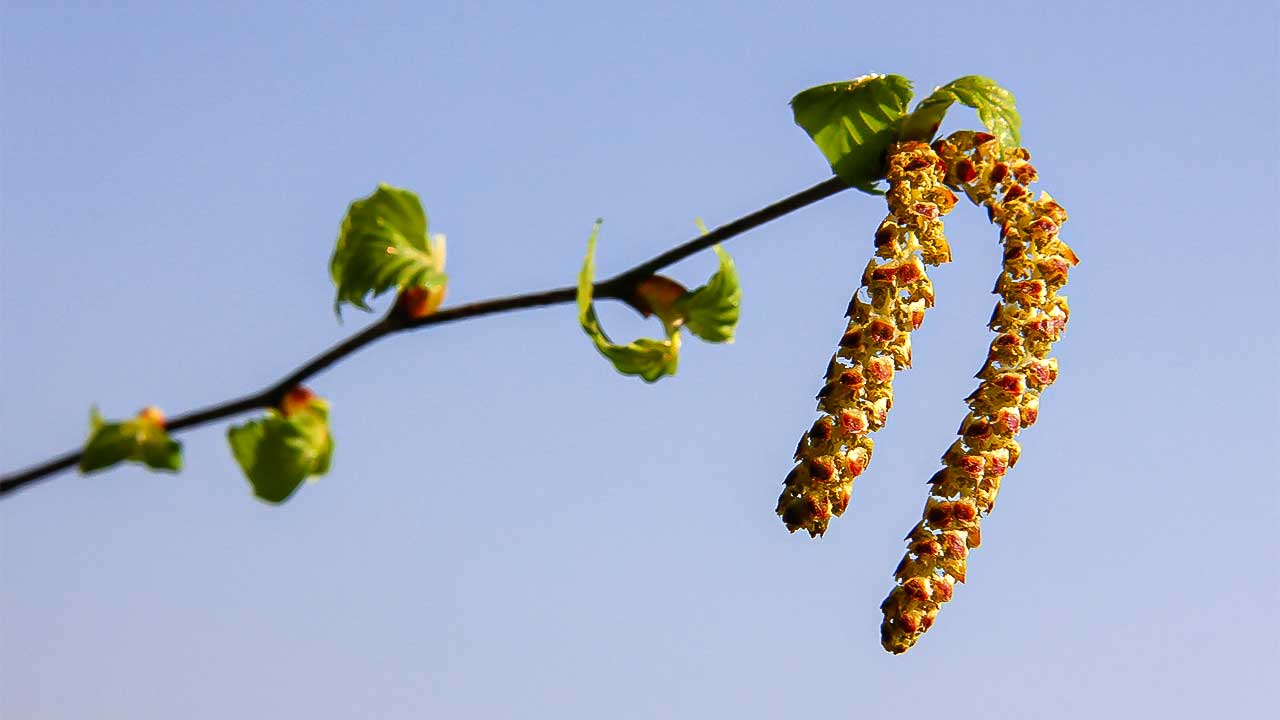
{"left": 0, "top": 175, "right": 849, "bottom": 498}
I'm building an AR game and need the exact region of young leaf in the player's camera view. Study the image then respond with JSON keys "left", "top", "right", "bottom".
{"left": 227, "top": 397, "right": 334, "bottom": 504}
{"left": 675, "top": 245, "right": 740, "bottom": 343}
{"left": 80, "top": 406, "right": 182, "bottom": 474}
{"left": 330, "top": 184, "right": 447, "bottom": 316}
{"left": 790, "top": 74, "right": 914, "bottom": 191}
{"left": 577, "top": 221, "right": 681, "bottom": 382}
{"left": 900, "top": 76, "right": 1020, "bottom": 147}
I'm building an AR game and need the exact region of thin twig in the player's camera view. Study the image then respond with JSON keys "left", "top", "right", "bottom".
{"left": 0, "top": 175, "right": 849, "bottom": 498}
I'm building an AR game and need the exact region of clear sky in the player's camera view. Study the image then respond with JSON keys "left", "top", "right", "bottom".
{"left": 2, "top": 1, "right": 1277, "bottom": 718}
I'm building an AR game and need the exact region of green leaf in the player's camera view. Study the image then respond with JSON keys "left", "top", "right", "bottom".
{"left": 330, "top": 184, "right": 447, "bottom": 316}
{"left": 577, "top": 221, "right": 680, "bottom": 382}
{"left": 227, "top": 401, "right": 334, "bottom": 504}
{"left": 675, "top": 245, "right": 740, "bottom": 343}
{"left": 900, "top": 76, "right": 1020, "bottom": 147}
{"left": 80, "top": 407, "right": 182, "bottom": 474}
{"left": 790, "top": 74, "right": 914, "bottom": 191}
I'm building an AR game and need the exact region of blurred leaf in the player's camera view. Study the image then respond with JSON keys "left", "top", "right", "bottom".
{"left": 675, "top": 245, "right": 740, "bottom": 343}
{"left": 901, "top": 75, "right": 1020, "bottom": 147}
{"left": 330, "top": 184, "right": 447, "bottom": 316}
{"left": 80, "top": 407, "right": 182, "bottom": 474}
{"left": 791, "top": 74, "right": 914, "bottom": 191}
{"left": 227, "top": 399, "right": 334, "bottom": 504}
{"left": 577, "top": 221, "right": 680, "bottom": 382}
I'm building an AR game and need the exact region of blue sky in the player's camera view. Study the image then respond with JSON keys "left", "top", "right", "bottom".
{"left": 2, "top": 1, "right": 1277, "bottom": 717}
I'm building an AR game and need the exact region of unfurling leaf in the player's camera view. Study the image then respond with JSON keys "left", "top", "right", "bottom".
{"left": 675, "top": 245, "right": 740, "bottom": 343}
{"left": 227, "top": 388, "right": 334, "bottom": 504}
{"left": 577, "top": 221, "right": 680, "bottom": 382}
{"left": 791, "top": 74, "right": 914, "bottom": 191}
{"left": 900, "top": 76, "right": 1020, "bottom": 148}
{"left": 330, "top": 184, "right": 447, "bottom": 317}
{"left": 80, "top": 406, "right": 182, "bottom": 474}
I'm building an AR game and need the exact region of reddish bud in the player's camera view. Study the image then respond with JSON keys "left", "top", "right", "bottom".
{"left": 138, "top": 406, "right": 166, "bottom": 427}
{"left": 280, "top": 386, "right": 317, "bottom": 417}
{"left": 397, "top": 285, "right": 447, "bottom": 320}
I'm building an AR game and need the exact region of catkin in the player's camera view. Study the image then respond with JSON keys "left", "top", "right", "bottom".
{"left": 879, "top": 131, "right": 1079, "bottom": 653}
{"left": 778, "top": 142, "right": 957, "bottom": 537}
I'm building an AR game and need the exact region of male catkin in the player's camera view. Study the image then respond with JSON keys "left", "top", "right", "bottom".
{"left": 778, "top": 141, "right": 957, "bottom": 537}
{"left": 879, "top": 131, "right": 1078, "bottom": 654}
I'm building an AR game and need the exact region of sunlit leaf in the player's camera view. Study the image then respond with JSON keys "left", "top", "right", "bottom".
{"left": 901, "top": 75, "right": 1020, "bottom": 147}
{"left": 577, "top": 221, "right": 680, "bottom": 382}
{"left": 330, "top": 184, "right": 447, "bottom": 316}
{"left": 791, "top": 74, "right": 914, "bottom": 191}
{"left": 675, "top": 245, "right": 740, "bottom": 343}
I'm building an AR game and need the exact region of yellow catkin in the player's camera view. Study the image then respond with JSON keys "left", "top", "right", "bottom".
{"left": 778, "top": 142, "right": 958, "bottom": 537}
{"left": 879, "top": 131, "right": 1079, "bottom": 653}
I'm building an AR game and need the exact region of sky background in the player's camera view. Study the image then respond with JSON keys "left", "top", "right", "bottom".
{"left": 2, "top": 1, "right": 1277, "bottom": 718}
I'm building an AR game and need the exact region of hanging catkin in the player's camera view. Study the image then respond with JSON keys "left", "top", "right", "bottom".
{"left": 778, "top": 141, "right": 957, "bottom": 537}
{"left": 879, "top": 131, "right": 1078, "bottom": 653}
